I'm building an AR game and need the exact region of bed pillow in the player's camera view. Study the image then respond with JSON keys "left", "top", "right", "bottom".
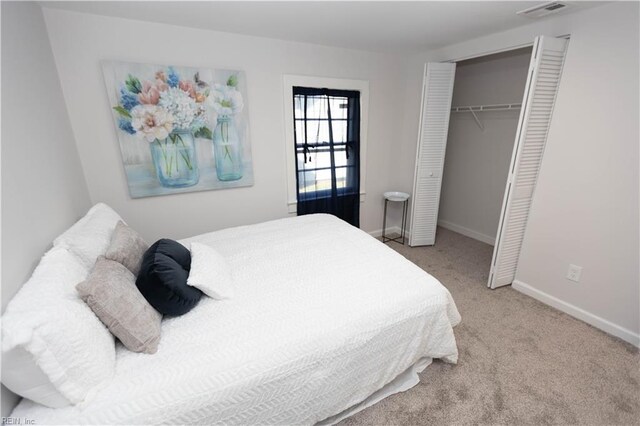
{"left": 77, "top": 257, "right": 162, "bottom": 354}
{"left": 187, "top": 243, "right": 235, "bottom": 300}
{"left": 136, "top": 239, "right": 202, "bottom": 316}
{"left": 1, "top": 247, "right": 115, "bottom": 407}
{"left": 53, "top": 202, "right": 122, "bottom": 268}
{"left": 104, "top": 221, "right": 149, "bottom": 276}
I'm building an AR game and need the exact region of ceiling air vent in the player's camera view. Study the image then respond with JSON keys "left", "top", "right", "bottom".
{"left": 517, "top": 2, "right": 569, "bottom": 19}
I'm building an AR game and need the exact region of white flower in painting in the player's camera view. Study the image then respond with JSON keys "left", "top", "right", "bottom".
{"left": 159, "top": 87, "right": 203, "bottom": 130}
{"left": 130, "top": 104, "right": 174, "bottom": 142}
{"left": 208, "top": 84, "right": 244, "bottom": 116}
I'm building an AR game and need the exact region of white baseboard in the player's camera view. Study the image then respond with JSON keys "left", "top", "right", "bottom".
{"left": 437, "top": 220, "right": 495, "bottom": 245}
{"left": 513, "top": 280, "right": 640, "bottom": 347}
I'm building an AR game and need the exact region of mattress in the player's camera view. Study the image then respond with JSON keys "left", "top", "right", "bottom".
{"left": 12, "top": 214, "right": 461, "bottom": 425}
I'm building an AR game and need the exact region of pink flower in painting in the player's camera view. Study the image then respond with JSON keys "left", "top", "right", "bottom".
{"left": 138, "top": 80, "right": 169, "bottom": 105}
{"left": 179, "top": 80, "right": 196, "bottom": 99}
{"left": 138, "top": 81, "right": 161, "bottom": 105}
{"left": 154, "top": 79, "right": 169, "bottom": 93}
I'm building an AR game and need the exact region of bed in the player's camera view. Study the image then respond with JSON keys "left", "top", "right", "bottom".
{"left": 10, "top": 213, "right": 460, "bottom": 424}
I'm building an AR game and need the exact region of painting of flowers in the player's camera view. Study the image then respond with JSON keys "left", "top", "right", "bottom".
{"left": 102, "top": 61, "right": 253, "bottom": 198}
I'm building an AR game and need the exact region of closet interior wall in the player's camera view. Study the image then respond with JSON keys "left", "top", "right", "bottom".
{"left": 438, "top": 47, "right": 532, "bottom": 245}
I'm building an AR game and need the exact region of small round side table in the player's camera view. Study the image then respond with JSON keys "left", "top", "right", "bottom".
{"left": 382, "top": 191, "right": 410, "bottom": 245}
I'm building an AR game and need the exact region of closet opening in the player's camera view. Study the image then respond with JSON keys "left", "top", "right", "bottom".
{"left": 409, "top": 35, "right": 569, "bottom": 289}
{"left": 439, "top": 47, "right": 532, "bottom": 250}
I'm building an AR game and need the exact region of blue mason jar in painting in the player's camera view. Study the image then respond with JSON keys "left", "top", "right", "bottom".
{"left": 212, "top": 116, "right": 243, "bottom": 181}
{"left": 150, "top": 130, "right": 199, "bottom": 188}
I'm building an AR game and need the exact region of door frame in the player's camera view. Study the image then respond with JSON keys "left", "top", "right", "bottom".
{"left": 443, "top": 33, "right": 569, "bottom": 63}
{"left": 446, "top": 42, "right": 534, "bottom": 64}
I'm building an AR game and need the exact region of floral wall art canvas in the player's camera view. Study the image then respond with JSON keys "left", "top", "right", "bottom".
{"left": 102, "top": 61, "right": 253, "bottom": 198}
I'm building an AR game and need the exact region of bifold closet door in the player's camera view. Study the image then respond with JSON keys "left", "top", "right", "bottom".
{"left": 409, "top": 62, "right": 456, "bottom": 246}
{"left": 488, "top": 36, "right": 568, "bottom": 289}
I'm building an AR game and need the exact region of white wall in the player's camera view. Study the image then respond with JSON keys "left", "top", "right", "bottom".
{"left": 399, "top": 2, "right": 640, "bottom": 343}
{"left": 439, "top": 48, "right": 531, "bottom": 244}
{"left": 1, "top": 1, "right": 91, "bottom": 415}
{"left": 514, "top": 4, "right": 639, "bottom": 343}
{"left": 42, "top": 7, "right": 408, "bottom": 242}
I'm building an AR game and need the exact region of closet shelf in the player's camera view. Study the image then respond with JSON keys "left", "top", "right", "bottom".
{"left": 450, "top": 103, "right": 522, "bottom": 113}
{"left": 450, "top": 103, "right": 522, "bottom": 131}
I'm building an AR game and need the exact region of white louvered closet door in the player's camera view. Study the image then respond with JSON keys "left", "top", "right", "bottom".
{"left": 488, "top": 36, "right": 568, "bottom": 289}
{"left": 409, "top": 62, "right": 456, "bottom": 246}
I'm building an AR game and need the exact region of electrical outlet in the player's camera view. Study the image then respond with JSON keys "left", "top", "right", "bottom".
{"left": 566, "top": 264, "right": 582, "bottom": 282}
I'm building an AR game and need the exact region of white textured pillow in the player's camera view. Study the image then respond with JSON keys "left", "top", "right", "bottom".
{"left": 187, "top": 243, "right": 235, "bottom": 299}
{"left": 1, "top": 247, "right": 116, "bottom": 407}
{"left": 53, "top": 202, "right": 122, "bottom": 268}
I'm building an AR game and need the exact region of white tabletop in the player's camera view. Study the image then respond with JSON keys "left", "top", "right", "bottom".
{"left": 384, "top": 191, "right": 410, "bottom": 202}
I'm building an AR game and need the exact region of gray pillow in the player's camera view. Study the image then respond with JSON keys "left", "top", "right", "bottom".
{"left": 105, "top": 221, "right": 148, "bottom": 276}
{"left": 77, "top": 257, "right": 162, "bottom": 354}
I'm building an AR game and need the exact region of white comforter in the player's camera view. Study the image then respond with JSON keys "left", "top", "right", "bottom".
{"left": 12, "top": 214, "right": 460, "bottom": 425}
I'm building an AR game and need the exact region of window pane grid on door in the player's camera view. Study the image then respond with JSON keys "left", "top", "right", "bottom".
{"left": 293, "top": 92, "right": 355, "bottom": 195}
{"left": 295, "top": 120, "right": 348, "bottom": 144}
{"left": 292, "top": 85, "right": 360, "bottom": 226}
{"left": 297, "top": 166, "right": 355, "bottom": 196}
{"left": 294, "top": 118, "right": 349, "bottom": 121}
{"left": 296, "top": 148, "right": 350, "bottom": 170}
{"left": 295, "top": 95, "right": 349, "bottom": 119}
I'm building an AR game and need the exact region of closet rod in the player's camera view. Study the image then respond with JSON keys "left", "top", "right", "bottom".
{"left": 450, "top": 103, "right": 522, "bottom": 131}
{"left": 450, "top": 103, "right": 522, "bottom": 113}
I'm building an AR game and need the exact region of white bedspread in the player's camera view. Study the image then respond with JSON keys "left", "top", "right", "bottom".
{"left": 12, "top": 214, "right": 460, "bottom": 425}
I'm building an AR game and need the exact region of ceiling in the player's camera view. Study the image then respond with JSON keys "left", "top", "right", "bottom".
{"left": 40, "top": 1, "right": 602, "bottom": 54}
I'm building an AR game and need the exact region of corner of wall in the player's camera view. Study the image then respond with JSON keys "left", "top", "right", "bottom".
{"left": 1, "top": 1, "right": 93, "bottom": 416}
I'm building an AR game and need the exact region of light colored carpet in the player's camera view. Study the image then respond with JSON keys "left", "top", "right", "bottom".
{"left": 340, "top": 227, "right": 639, "bottom": 425}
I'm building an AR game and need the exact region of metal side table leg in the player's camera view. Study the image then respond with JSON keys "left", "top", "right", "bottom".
{"left": 401, "top": 199, "right": 408, "bottom": 245}
{"left": 382, "top": 199, "right": 388, "bottom": 242}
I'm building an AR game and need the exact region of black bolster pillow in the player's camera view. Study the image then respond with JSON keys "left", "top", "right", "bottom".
{"left": 136, "top": 239, "right": 202, "bottom": 316}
